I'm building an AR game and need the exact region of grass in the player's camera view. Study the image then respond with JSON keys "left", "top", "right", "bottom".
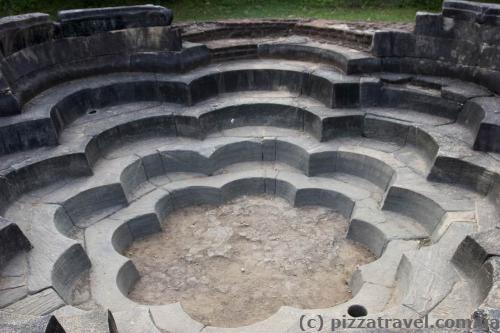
{"left": 170, "top": 3, "right": 421, "bottom": 22}
{"left": 0, "top": 0, "right": 466, "bottom": 23}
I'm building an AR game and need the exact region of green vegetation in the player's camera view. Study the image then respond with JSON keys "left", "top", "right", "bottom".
{"left": 1, "top": 0, "right": 500, "bottom": 22}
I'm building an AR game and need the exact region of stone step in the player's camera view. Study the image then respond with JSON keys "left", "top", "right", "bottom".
{"left": 2, "top": 288, "right": 64, "bottom": 316}
{"left": 2, "top": 59, "right": 478, "bottom": 158}
{"left": 0, "top": 311, "right": 65, "bottom": 333}
{"left": 349, "top": 203, "right": 428, "bottom": 257}
{"left": 0, "top": 217, "right": 31, "bottom": 268}
{"left": 4, "top": 201, "right": 91, "bottom": 304}
{"left": 56, "top": 310, "right": 118, "bottom": 333}
{"left": 0, "top": 253, "right": 29, "bottom": 308}
{"left": 204, "top": 35, "right": 380, "bottom": 74}
{"left": 394, "top": 222, "right": 475, "bottom": 316}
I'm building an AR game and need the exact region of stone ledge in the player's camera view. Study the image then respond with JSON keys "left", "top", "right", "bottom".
{"left": 452, "top": 229, "right": 500, "bottom": 278}
{"left": 57, "top": 5, "right": 173, "bottom": 37}
{"left": 0, "top": 217, "right": 31, "bottom": 268}
{"left": 0, "top": 13, "right": 54, "bottom": 57}
{"left": 0, "top": 312, "right": 65, "bottom": 333}
{"left": 443, "top": 0, "right": 500, "bottom": 25}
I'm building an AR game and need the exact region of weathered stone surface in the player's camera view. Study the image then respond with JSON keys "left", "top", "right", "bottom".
{"left": 369, "top": 1, "right": 500, "bottom": 96}
{"left": 0, "top": 312, "right": 65, "bottom": 333}
{"left": 258, "top": 38, "right": 380, "bottom": 74}
{"left": 0, "top": 217, "right": 31, "bottom": 268}
{"left": 442, "top": 0, "right": 487, "bottom": 21}
{"left": 452, "top": 229, "right": 500, "bottom": 278}
{"left": 468, "top": 97, "right": 500, "bottom": 154}
{"left": 443, "top": 0, "right": 500, "bottom": 26}
{"left": 429, "top": 156, "right": 496, "bottom": 195}
{"left": 478, "top": 257, "right": 500, "bottom": 309}
{"left": 0, "top": 72, "right": 21, "bottom": 116}
{"left": 114, "top": 307, "right": 160, "bottom": 333}
{"left": 360, "top": 77, "right": 382, "bottom": 106}
{"left": 0, "top": 4, "right": 498, "bottom": 332}
{"left": 57, "top": 310, "right": 118, "bottom": 333}
{"left": 2, "top": 288, "right": 64, "bottom": 316}
{"left": 0, "top": 13, "right": 54, "bottom": 57}
{"left": 150, "top": 304, "right": 205, "bottom": 333}
{"left": 2, "top": 26, "right": 182, "bottom": 104}
{"left": 415, "top": 12, "right": 454, "bottom": 39}
{"left": 370, "top": 30, "right": 415, "bottom": 57}
{"left": 380, "top": 85, "right": 462, "bottom": 120}
{"left": 350, "top": 239, "right": 420, "bottom": 294}
{"left": 441, "top": 81, "right": 492, "bottom": 103}
{"left": 58, "top": 5, "right": 173, "bottom": 37}
{"left": 397, "top": 222, "right": 474, "bottom": 316}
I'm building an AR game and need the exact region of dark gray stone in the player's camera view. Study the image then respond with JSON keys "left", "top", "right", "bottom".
{"left": 258, "top": 41, "right": 380, "bottom": 74}
{"left": 465, "top": 97, "right": 500, "bottom": 154}
{"left": 383, "top": 187, "right": 445, "bottom": 233}
{"left": 61, "top": 185, "right": 127, "bottom": 228}
{"left": 453, "top": 230, "right": 500, "bottom": 271}
{"left": 347, "top": 219, "right": 387, "bottom": 257}
{"left": 475, "top": 67, "right": 500, "bottom": 96}
{"left": 50, "top": 244, "right": 91, "bottom": 304}
{"left": 295, "top": 188, "right": 355, "bottom": 218}
{"left": 58, "top": 5, "right": 173, "bottom": 37}
{"left": 0, "top": 13, "right": 54, "bottom": 57}
{"left": 2, "top": 288, "right": 64, "bottom": 316}
{"left": 475, "top": 122, "right": 500, "bottom": 154}
{"left": 0, "top": 312, "right": 65, "bottom": 333}
{"left": 336, "top": 151, "right": 395, "bottom": 190}
{"left": 414, "top": 12, "right": 454, "bottom": 39}
{"left": 379, "top": 73, "right": 413, "bottom": 84}
{"left": 370, "top": 30, "right": 393, "bottom": 57}
{"left": 406, "top": 126, "right": 440, "bottom": 161}
{"left": 442, "top": 0, "right": 485, "bottom": 21}
{"left": 381, "top": 86, "right": 462, "bottom": 120}
{"left": 3, "top": 153, "right": 92, "bottom": 204}
{"left": 321, "top": 114, "right": 363, "bottom": 140}
{"left": 0, "top": 118, "right": 57, "bottom": 156}
{"left": 9, "top": 26, "right": 182, "bottom": 102}
{"left": 130, "top": 46, "right": 210, "bottom": 73}
{"left": 0, "top": 217, "right": 31, "bottom": 268}
{"left": 58, "top": 310, "right": 118, "bottom": 333}
{"left": 442, "top": 81, "right": 492, "bottom": 103}
{"left": 127, "top": 214, "right": 162, "bottom": 240}
{"left": 211, "top": 141, "right": 263, "bottom": 171}
{"left": 480, "top": 44, "right": 500, "bottom": 71}
{"left": 360, "top": 77, "right": 382, "bottom": 106}
{"left": 363, "top": 115, "right": 409, "bottom": 145}
{"left": 221, "top": 178, "right": 266, "bottom": 200}
{"left": 0, "top": 73, "right": 20, "bottom": 116}
{"left": 200, "top": 104, "right": 304, "bottom": 134}
{"left": 160, "top": 151, "right": 210, "bottom": 175}
{"left": 303, "top": 73, "right": 336, "bottom": 107}
{"left": 170, "top": 187, "right": 223, "bottom": 209}
{"left": 442, "top": 0, "right": 500, "bottom": 26}
{"left": 392, "top": 31, "right": 416, "bottom": 57}
{"left": 370, "top": 30, "right": 415, "bottom": 57}
{"left": 276, "top": 141, "right": 309, "bottom": 173}
{"left": 333, "top": 81, "right": 360, "bottom": 107}
{"left": 429, "top": 156, "right": 495, "bottom": 195}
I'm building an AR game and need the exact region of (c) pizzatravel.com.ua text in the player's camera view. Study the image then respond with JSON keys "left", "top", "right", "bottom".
{"left": 297, "top": 314, "right": 492, "bottom": 331}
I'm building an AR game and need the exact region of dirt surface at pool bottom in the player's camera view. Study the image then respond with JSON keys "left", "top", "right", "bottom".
{"left": 125, "top": 195, "right": 375, "bottom": 327}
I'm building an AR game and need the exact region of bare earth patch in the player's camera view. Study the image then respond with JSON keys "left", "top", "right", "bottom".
{"left": 125, "top": 195, "right": 375, "bottom": 327}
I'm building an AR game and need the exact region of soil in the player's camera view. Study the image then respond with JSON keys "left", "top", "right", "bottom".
{"left": 125, "top": 195, "right": 375, "bottom": 327}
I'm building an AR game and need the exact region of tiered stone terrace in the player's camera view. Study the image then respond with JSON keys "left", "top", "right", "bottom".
{"left": 0, "top": 1, "right": 500, "bottom": 332}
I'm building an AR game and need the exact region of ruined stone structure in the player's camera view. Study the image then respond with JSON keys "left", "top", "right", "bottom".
{"left": 0, "top": 1, "right": 500, "bottom": 332}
